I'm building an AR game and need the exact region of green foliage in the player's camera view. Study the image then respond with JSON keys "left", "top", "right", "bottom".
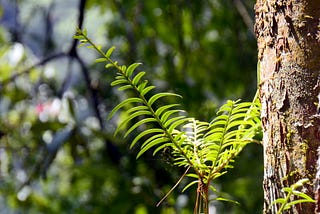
{"left": 74, "top": 28, "right": 261, "bottom": 213}
{"left": 270, "top": 178, "right": 315, "bottom": 214}
{"left": 0, "top": 1, "right": 261, "bottom": 213}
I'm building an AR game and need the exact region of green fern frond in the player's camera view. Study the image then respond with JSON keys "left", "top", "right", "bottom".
{"left": 74, "top": 29, "right": 193, "bottom": 162}
{"left": 201, "top": 99, "right": 260, "bottom": 180}
{"left": 74, "top": 29, "right": 262, "bottom": 210}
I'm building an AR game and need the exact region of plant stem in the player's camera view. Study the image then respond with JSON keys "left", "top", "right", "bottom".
{"left": 277, "top": 190, "right": 292, "bottom": 214}
{"left": 195, "top": 181, "right": 209, "bottom": 214}
{"left": 202, "top": 184, "right": 209, "bottom": 214}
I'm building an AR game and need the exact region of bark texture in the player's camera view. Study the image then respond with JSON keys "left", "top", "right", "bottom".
{"left": 255, "top": 0, "right": 320, "bottom": 213}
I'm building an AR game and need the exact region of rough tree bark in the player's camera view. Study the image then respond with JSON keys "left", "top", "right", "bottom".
{"left": 255, "top": 0, "right": 320, "bottom": 213}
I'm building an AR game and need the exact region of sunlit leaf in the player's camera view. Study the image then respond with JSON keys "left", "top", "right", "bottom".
{"left": 140, "top": 85, "right": 155, "bottom": 96}
{"left": 115, "top": 110, "right": 152, "bottom": 136}
{"left": 108, "top": 98, "right": 143, "bottom": 119}
{"left": 160, "top": 109, "right": 184, "bottom": 123}
{"left": 182, "top": 180, "right": 198, "bottom": 192}
{"left": 105, "top": 46, "right": 116, "bottom": 57}
{"left": 215, "top": 197, "right": 240, "bottom": 205}
{"left": 111, "top": 79, "right": 129, "bottom": 86}
{"left": 137, "top": 137, "right": 169, "bottom": 158}
{"left": 131, "top": 128, "right": 164, "bottom": 149}
{"left": 132, "top": 71, "right": 146, "bottom": 86}
{"left": 124, "top": 118, "right": 157, "bottom": 138}
{"left": 126, "top": 63, "right": 142, "bottom": 77}
{"left": 148, "top": 93, "right": 182, "bottom": 106}
{"left": 94, "top": 58, "right": 107, "bottom": 63}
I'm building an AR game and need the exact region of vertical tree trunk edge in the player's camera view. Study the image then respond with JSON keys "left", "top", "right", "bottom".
{"left": 255, "top": 0, "right": 320, "bottom": 213}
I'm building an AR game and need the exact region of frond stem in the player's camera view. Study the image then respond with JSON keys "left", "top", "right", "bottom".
{"left": 156, "top": 166, "right": 190, "bottom": 207}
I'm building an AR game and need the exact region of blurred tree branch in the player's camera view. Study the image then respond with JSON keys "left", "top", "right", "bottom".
{"left": 112, "top": 0, "right": 137, "bottom": 61}
{"left": 0, "top": 0, "right": 121, "bottom": 177}
{"left": 233, "top": 0, "right": 254, "bottom": 36}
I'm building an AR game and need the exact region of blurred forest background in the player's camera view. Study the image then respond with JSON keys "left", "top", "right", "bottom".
{"left": 0, "top": 0, "right": 263, "bottom": 213}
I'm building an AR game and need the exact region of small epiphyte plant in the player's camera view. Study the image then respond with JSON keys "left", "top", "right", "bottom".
{"left": 74, "top": 28, "right": 262, "bottom": 214}
{"left": 271, "top": 178, "right": 315, "bottom": 214}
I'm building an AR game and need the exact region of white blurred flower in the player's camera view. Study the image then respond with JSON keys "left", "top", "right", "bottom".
{"left": 8, "top": 43, "right": 24, "bottom": 66}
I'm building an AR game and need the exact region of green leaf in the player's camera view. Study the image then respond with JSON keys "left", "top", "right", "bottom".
{"left": 132, "top": 72, "right": 146, "bottom": 85}
{"left": 160, "top": 109, "right": 184, "bottom": 123}
{"left": 215, "top": 197, "right": 240, "bottom": 205}
{"left": 186, "top": 173, "right": 199, "bottom": 179}
{"left": 82, "top": 28, "right": 87, "bottom": 36}
{"left": 126, "top": 105, "right": 149, "bottom": 114}
{"left": 292, "top": 178, "right": 309, "bottom": 188}
{"left": 118, "top": 85, "right": 132, "bottom": 91}
{"left": 115, "top": 110, "right": 152, "bottom": 136}
{"left": 168, "top": 118, "right": 189, "bottom": 133}
{"left": 148, "top": 93, "right": 182, "bottom": 106}
{"left": 105, "top": 63, "right": 114, "bottom": 69}
{"left": 105, "top": 46, "right": 116, "bottom": 57}
{"left": 284, "top": 199, "right": 315, "bottom": 209}
{"left": 172, "top": 132, "right": 187, "bottom": 147}
{"left": 124, "top": 118, "right": 157, "bottom": 138}
{"left": 121, "top": 65, "right": 127, "bottom": 72}
{"left": 164, "top": 116, "right": 186, "bottom": 128}
{"left": 114, "top": 75, "right": 125, "bottom": 80}
{"left": 111, "top": 79, "right": 129, "bottom": 86}
{"left": 182, "top": 180, "right": 198, "bottom": 192}
{"left": 292, "top": 191, "right": 315, "bottom": 200}
{"left": 108, "top": 97, "right": 143, "bottom": 119}
{"left": 210, "top": 171, "right": 227, "bottom": 180}
{"left": 137, "top": 80, "right": 148, "bottom": 92}
{"left": 155, "top": 104, "right": 180, "bottom": 117}
{"left": 137, "top": 137, "right": 169, "bottom": 158}
{"left": 78, "top": 43, "right": 87, "bottom": 48}
{"left": 126, "top": 63, "right": 142, "bottom": 77}
{"left": 73, "top": 35, "right": 83, "bottom": 40}
{"left": 131, "top": 128, "right": 164, "bottom": 150}
{"left": 152, "top": 142, "right": 172, "bottom": 155}
{"left": 271, "top": 198, "right": 286, "bottom": 205}
{"left": 140, "top": 85, "right": 155, "bottom": 96}
{"left": 95, "top": 58, "right": 107, "bottom": 63}
{"left": 131, "top": 133, "right": 164, "bottom": 149}
{"left": 140, "top": 134, "right": 168, "bottom": 150}
{"left": 282, "top": 187, "right": 292, "bottom": 193}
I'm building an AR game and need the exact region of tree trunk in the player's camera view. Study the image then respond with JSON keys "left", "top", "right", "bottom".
{"left": 255, "top": 0, "right": 320, "bottom": 213}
